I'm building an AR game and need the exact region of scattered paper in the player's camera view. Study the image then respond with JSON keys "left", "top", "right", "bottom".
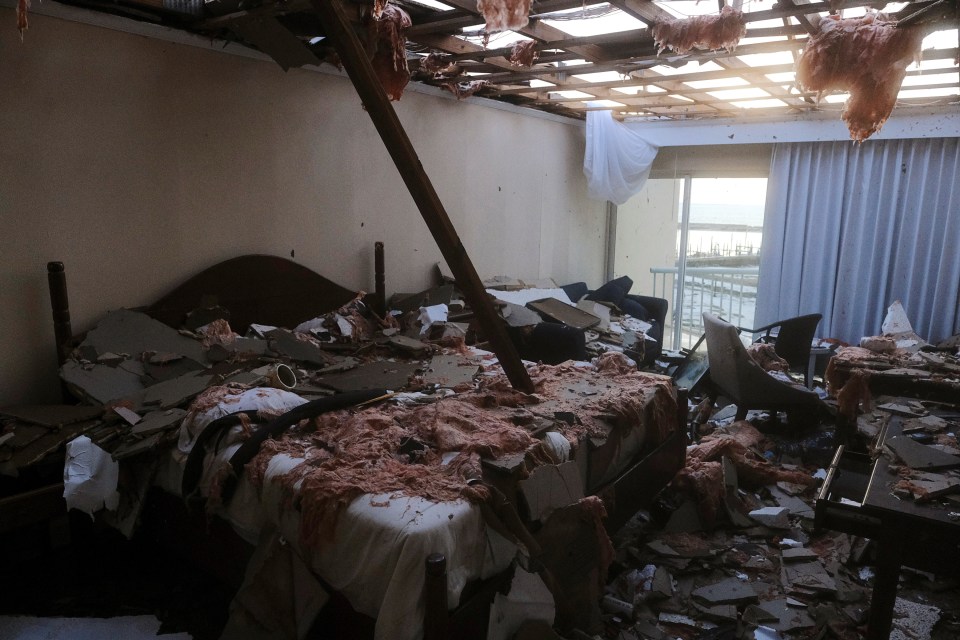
{"left": 63, "top": 435, "right": 120, "bottom": 518}
{"left": 882, "top": 301, "right": 913, "bottom": 335}
{"left": 418, "top": 304, "right": 449, "bottom": 335}
{"left": 248, "top": 323, "right": 279, "bottom": 338}
{"left": 335, "top": 314, "right": 353, "bottom": 337}
{"left": 486, "top": 287, "right": 574, "bottom": 307}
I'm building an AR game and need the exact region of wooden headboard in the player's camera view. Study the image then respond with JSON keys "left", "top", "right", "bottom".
{"left": 48, "top": 252, "right": 386, "bottom": 366}
{"left": 145, "top": 255, "right": 358, "bottom": 332}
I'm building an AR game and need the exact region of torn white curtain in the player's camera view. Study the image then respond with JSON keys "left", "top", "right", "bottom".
{"left": 584, "top": 110, "right": 659, "bottom": 205}
{"left": 755, "top": 138, "right": 960, "bottom": 344}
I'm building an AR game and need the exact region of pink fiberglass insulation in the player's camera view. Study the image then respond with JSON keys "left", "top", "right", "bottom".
{"left": 231, "top": 362, "right": 674, "bottom": 547}
{"left": 17, "top": 0, "right": 29, "bottom": 36}
{"left": 652, "top": 6, "right": 746, "bottom": 55}
{"left": 441, "top": 80, "right": 489, "bottom": 100}
{"left": 509, "top": 40, "right": 539, "bottom": 67}
{"left": 796, "top": 13, "right": 924, "bottom": 141}
{"left": 477, "top": 0, "right": 532, "bottom": 34}
{"left": 369, "top": 5, "right": 412, "bottom": 101}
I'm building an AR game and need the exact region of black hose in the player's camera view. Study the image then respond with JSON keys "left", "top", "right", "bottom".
{"left": 219, "top": 388, "right": 389, "bottom": 505}
{"left": 181, "top": 410, "right": 262, "bottom": 501}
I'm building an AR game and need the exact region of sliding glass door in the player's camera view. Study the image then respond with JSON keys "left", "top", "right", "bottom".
{"left": 621, "top": 176, "right": 767, "bottom": 350}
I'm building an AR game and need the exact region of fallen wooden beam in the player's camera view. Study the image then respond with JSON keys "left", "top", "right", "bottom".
{"left": 311, "top": 0, "right": 534, "bottom": 393}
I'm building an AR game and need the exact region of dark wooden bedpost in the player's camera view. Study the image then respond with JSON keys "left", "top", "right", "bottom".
{"left": 424, "top": 553, "right": 448, "bottom": 640}
{"left": 311, "top": 0, "right": 533, "bottom": 394}
{"left": 48, "top": 261, "right": 74, "bottom": 403}
{"left": 374, "top": 241, "right": 386, "bottom": 318}
{"left": 47, "top": 262, "right": 73, "bottom": 366}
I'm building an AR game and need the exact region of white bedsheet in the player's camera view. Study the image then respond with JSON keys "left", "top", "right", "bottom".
{"left": 157, "top": 446, "right": 516, "bottom": 640}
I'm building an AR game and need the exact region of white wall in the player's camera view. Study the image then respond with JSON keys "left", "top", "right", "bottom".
{"left": 0, "top": 10, "right": 607, "bottom": 405}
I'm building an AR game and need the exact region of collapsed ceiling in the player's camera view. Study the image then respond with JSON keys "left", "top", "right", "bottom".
{"left": 18, "top": 0, "right": 960, "bottom": 126}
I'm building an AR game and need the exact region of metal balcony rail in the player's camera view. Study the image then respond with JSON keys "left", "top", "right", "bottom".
{"left": 651, "top": 266, "right": 760, "bottom": 350}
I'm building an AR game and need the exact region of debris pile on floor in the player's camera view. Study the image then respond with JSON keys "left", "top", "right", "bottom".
{"left": 583, "top": 410, "right": 960, "bottom": 640}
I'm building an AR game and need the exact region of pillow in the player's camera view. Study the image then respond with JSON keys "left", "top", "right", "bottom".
{"left": 586, "top": 275, "right": 633, "bottom": 306}
{"left": 619, "top": 297, "right": 651, "bottom": 322}
{"left": 560, "top": 282, "right": 590, "bottom": 303}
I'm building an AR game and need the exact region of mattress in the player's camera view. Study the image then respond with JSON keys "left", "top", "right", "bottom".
{"left": 147, "top": 357, "right": 677, "bottom": 640}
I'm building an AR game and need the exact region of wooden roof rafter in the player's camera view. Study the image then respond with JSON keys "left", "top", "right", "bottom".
{"left": 44, "top": 0, "right": 959, "bottom": 121}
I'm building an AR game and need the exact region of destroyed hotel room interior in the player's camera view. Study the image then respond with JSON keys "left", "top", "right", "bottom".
{"left": 1, "top": 0, "right": 959, "bottom": 638}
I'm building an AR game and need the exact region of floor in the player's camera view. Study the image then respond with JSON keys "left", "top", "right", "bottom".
{"left": 0, "top": 615, "right": 191, "bottom": 640}
{"left": 0, "top": 515, "right": 234, "bottom": 639}
{"left": 598, "top": 403, "right": 960, "bottom": 640}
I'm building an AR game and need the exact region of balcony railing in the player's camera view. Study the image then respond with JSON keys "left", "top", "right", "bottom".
{"left": 651, "top": 266, "right": 760, "bottom": 350}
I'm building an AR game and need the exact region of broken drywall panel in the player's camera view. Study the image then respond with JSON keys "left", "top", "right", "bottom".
{"left": 0, "top": 418, "right": 102, "bottom": 476}
{"left": 501, "top": 302, "right": 543, "bottom": 328}
{"left": 482, "top": 451, "right": 529, "bottom": 478}
{"left": 893, "top": 472, "right": 960, "bottom": 502}
{"left": 314, "top": 360, "right": 418, "bottom": 392}
{"left": 781, "top": 558, "right": 837, "bottom": 594}
{"left": 0, "top": 404, "right": 102, "bottom": 427}
{"left": 61, "top": 361, "right": 145, "bottom": 405}
{"left": 781, "top": 548, "right": 819, "bottom": 563}
{"left": 885, "top": 436, "right": 960, "bottom": 470}
{"left": 130, "top": 408, "right": 187, "bottom": 437}
{"left": 144, "top": 355, "right": 206, "bottom": 382}
{"left": 111, "top": 433, "right": 163, "bottom": 461}
{"left": 267, "top": 329, "right": 330, "bottom": 366}
{"left": 691, "top": 577, "right": 758, "bottom": 606}
{"left": 390, "top": 285, "right": 456, "bottom": 315}
{"left": 769, "top": 486, "right": 815, "bottom": 519}
{"left": 113, "top": 406, "right": 141, "bottom": 425}
{"left": 749, "top": 507, "right": 791, "bottom": 529}
{"left": 877, "top": 402, "right": 928, "bottom": 417}
{"left": 222, "top": 370, "right": 266, "bottom": 387}
{"left": 487, "top": 568, "right": 555, "bottom": 640}
{"left": 423, "top": 354, "right": 480, "bottom": 388}
{"left": 137, "top": 371, "right": 215, "bottom": 410}
{"left": 387, "top": 335, "right": 432, "bottom": 356}
{"left": 750, "top": 599, "right": 815, "bottom": 633}
{"left": 81, "top": 309, "right": 207, "bottom": 365}
{"left": 519, "top": 461, "right": 584, "bottom": 522}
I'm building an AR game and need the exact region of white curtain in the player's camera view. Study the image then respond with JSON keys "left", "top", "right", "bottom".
{"left": 756, "top": 138, "right": 960, "bottom": 344}
{"left": 583, "top": 110, "right": 659, "bottom": 205}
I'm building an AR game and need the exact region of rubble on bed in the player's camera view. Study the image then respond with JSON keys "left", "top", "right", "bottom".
{"left": 825, "top": 304, "right": 960, "bottom": 407}
{"left": 21, "top": 274, "right": 684, "bottom": 636}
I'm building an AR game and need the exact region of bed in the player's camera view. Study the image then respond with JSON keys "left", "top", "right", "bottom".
{"left": 46, "top": 253, "right": 687, "bottom": 640}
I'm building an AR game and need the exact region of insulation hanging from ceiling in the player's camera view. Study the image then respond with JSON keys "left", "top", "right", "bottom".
{"left": 796, "top": 12, "right": 924, "bottom": 141}
{"left": 17, "top": 0, "right": 30, "bottom": 38}
{"left": 509, "top": 40, "right": 539, "bottom": 67}
{"left": 652, "top": 5, "right": 747, "bottom": 55}
{"left": 477, "top": 0, "right": 532, "bottom": 34}
{"left": 368, "top": 4, "right": 412, "bottom": 101}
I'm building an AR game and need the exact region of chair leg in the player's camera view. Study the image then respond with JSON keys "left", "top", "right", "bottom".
{"left": 735, "top": 405, "right": 748, "bottom": 422}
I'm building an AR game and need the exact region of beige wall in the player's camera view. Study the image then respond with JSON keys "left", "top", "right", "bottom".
{"left": 613, "top": 179, "right": 679, "bottom": 298}
{"left": 0, "top": 10, "right": 606, "bottom": 405}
